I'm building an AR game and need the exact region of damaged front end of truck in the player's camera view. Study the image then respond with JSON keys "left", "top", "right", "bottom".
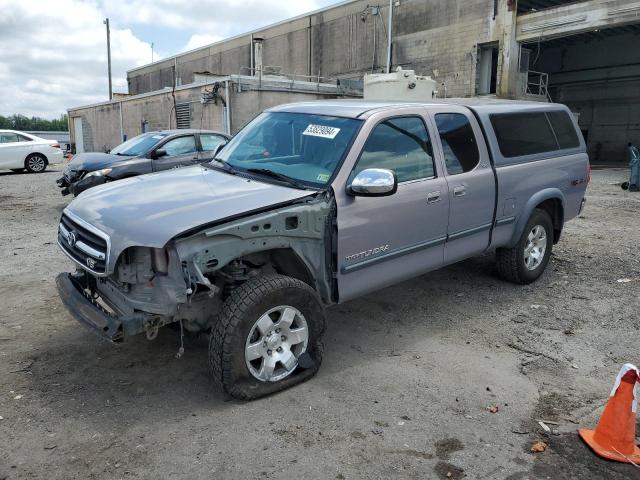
{"left": 56, "top": 192, "right": 336, "bottom": 343}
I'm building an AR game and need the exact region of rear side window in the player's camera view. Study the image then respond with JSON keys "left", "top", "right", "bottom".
{"left": 435, "top": 113, "right": 480, "bottom": 175}
{"left": 200, "top": 134, "right": 226, "bottom": 152}
{"left": 490, "top": 112, "right": 557, "bottom": 158}
{"left": 354, "top": 117, "right": 435, "bottom": 182}
{"left": 547, "top": 111, "right": 580, "bottom": 149}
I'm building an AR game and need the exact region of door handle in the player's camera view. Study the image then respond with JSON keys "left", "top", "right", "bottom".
{"left": 427, "top": 191, "right": 441, "bottom": 203}
{"left": 453, "top": 186, "right": 466, "bottom": 197}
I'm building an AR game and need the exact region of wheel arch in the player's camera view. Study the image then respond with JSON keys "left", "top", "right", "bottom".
{"left": 510, "top": 189, "right": 565, "bottom": 247}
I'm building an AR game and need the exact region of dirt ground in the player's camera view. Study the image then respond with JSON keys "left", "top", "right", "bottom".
{"left": 0, "top": 165, "right": 639, "bottom": 480}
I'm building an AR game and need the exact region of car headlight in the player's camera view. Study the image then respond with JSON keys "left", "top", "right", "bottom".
{"left": 84, "top": 168, "right": 112, "bottom": 178}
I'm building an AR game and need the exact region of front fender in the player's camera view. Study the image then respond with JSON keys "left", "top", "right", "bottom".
{"left": 508, "top": 188, "right": 564, "bottom": 247}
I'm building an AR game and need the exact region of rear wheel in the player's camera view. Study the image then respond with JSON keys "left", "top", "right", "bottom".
{"left": 496, "top": 209, "right": 553, "bottom": 284}
{"left": 25, "top": 154, "right": 47, "bottom": 173}
{"left": 209, "top": 274, "right": 325, "bottom": 400}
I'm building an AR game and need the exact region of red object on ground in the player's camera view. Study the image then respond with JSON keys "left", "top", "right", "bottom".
{"left": 578, "top": 365, "right": 640, "bottom": 464}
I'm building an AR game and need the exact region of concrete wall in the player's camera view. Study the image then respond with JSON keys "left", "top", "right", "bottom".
{"left": 127, "top": 0, "right": 502, "bottom": 98}
{"left": 536, "top": 32, "right": 640, "bottom": 164}
{"left": 69, "top": 84, "right": 340, "bottom": 152}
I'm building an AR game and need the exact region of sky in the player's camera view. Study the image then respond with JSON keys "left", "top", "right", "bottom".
{"left": 0, "top": 0, "right": 343, "bottom": 119}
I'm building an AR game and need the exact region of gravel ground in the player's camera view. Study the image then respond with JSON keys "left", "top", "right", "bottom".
{"left": 0, "top": 166, "right": 639, "bottom": 480}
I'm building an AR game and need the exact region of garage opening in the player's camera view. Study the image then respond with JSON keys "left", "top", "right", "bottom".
{"left": 521, "top": 25, "right": 640, "bottom": 165}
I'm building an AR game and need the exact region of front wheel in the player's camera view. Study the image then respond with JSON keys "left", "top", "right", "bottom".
{"left": 496, "top": 209, "right": 553, "bottom": 284}
{"left": 209, "top": 275, "right": 326, "bottom": 400}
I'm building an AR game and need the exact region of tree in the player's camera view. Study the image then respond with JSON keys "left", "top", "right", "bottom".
{"left": 0, "top": 114, "right": 68, "bottom": 131}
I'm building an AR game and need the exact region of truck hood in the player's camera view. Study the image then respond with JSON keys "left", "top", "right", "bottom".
{"left": 64, "top": 165, "right": 314, "bottom": 270}
{"left": 66, "top": 152, "right": 129, "bottom": 172}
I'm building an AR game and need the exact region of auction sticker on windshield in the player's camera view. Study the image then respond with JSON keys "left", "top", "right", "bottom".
{"left": 303, "top": 124, "right": 340, "bottom": 139}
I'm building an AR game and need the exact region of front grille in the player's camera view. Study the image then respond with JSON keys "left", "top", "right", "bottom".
{"left": 58, "top": 213, "right": 109, "bottom": 274}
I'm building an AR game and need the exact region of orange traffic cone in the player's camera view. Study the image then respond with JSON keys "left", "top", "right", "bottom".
{"left": 578, "top": 363, "right": 640, "bottom": 464}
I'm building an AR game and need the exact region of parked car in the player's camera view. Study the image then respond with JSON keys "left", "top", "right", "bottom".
{"left": 55, "top": 99, "right": 589, "bottom": 399}
{"left": 56, "top": 129, "right": 230, "bottom": 196}
{"left": 0, "top": 129, "right": 64, "bottom": 173}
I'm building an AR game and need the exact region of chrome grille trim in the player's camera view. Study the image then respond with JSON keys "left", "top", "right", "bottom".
{"left": 57, "top": 210, "right": 111, "bottom": 276}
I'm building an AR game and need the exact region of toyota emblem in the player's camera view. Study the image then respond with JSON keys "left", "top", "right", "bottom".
{"left": 67, "top": 231, "right": 77, "bottom": 247}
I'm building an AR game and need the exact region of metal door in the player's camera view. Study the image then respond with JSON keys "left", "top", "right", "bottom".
{"left": 73, "top": 117, "right": 84, "bottom": 153}
{"left": 429, "top": 106, "right": 496, "bottom": 264}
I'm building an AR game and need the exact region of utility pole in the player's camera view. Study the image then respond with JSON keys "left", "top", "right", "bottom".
{"left": 386, "top": 0, "right": 393, "bottom": 73}
{"left": 103, "top": 18, "right": 113, "bottom": 100}
{"left": 151, "top": 42, "right": 154, "bottom": 63}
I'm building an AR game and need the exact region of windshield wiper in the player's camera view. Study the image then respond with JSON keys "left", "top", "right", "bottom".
{"left": 203, "top": 157, "right": 238, "bottom": 174}
{"left": 245, "top": 168, "right": 307, "bottom": 190}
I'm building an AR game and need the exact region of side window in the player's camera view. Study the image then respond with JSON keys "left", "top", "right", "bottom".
{"left": 490, "top": 112, "right": 558, "bottom": 158}
{"left": 0, "top": 133, "right": 20, "bottom": 143}
{"left": 200, "top": 134, "right": 227, "bottom": 152}
{"left": 354, "top": 117, "right": 435, "bottom": 183}
{"left": 18, "top": 135, "right": 33, "bottom": 142}
{"left": 547, "top": 111, "right": 580, "bottom": 149}
{"left": 435, "top": 113, "right": 480, "bottom": 175}
{"left": 162, "top": 136, "right": 197, "bottom": 156}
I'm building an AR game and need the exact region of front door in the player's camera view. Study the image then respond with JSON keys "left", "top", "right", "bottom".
{"left": 334, "top": 112, "right": 450, "bottom": 302}
{"left": 429, "top": 107, "right": 496, "bottom": 264}
{"left": 152, "top": 135, "right": 199, "bottom": 172}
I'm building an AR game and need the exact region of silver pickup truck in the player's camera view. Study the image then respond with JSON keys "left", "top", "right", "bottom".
{"left": 56, "top": 99, "right": 589, "bottom": 399}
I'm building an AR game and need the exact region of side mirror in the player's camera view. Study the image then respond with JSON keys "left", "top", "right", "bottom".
{"left": 151, "top": 148, "right": 167, "bottom": 160}
{"left": 347, "top": 168, "right": 397, "bottom": 197}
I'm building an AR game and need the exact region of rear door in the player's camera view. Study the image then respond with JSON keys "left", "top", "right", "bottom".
{"left": 334, "top": 110, "right": 450, "bottom": 301}
{"left": 152, "top": 135, "right": 199, "bottom": 172}
{"left": 429, "top": 106, "right": 496, "bottom": 264}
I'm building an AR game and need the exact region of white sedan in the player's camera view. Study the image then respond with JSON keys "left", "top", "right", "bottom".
{"left": 0, "top": 129, "right": 65, "bottom": 173}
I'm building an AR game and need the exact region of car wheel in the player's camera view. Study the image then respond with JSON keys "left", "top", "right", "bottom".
{"left": 209, "top": 274, "right": 325, "bottom": 400}
{"left": 496, "top": 209, "right": 553, "bottom": 284}
{"left": 25, "top": 154, "right": 47, "bottom": 173}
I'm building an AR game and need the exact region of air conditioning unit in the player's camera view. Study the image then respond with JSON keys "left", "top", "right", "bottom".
{"left": 364, "top": 68, "right": 437, "bottom": 101}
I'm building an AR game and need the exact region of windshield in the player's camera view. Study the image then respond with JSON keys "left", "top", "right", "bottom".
{"left": 216, "top": 112, "right": 362, "bottom": 187}
{"left": 110, "top": 133, "right": 168, "bottom": 156}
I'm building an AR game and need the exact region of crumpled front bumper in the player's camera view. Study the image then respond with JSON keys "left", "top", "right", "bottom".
{"left": 56, "top": 272, "right": 148, "bottom": 342}
{"left": 56, "top": 174, "right": 106, "bottom": 196}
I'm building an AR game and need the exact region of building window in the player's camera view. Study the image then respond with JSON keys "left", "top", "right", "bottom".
{"left": 175, "top": 103, "right": 191, "bottom": 129}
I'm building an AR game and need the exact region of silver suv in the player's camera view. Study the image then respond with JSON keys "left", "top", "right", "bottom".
{"left": 56, "top": 99, "right": 589, "bottom": 399}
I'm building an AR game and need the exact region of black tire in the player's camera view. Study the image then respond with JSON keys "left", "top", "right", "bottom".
{"left": 496, "top": 209, "right": 554, "bottom": 284}
{"left": 24, "top": 153, "right": 47, "bottom": 173}
{"left": 209, "top": 274, "right": 326, "bottom": 400}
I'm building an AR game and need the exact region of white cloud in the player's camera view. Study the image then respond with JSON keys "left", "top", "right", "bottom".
{"left": 0, "top": 0, "right": 154, "bottom": 118}
{"left": 104, "top": 0, "right": 324, "bottom": 36}
{"left": 182, "top": 34, "right": 224, "bottom": 52}
{"left": 0, "top": 0, "right": 340, "bottom": 118}
{"left": 100, "top": 0, "right": 332, "bottom": 54}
